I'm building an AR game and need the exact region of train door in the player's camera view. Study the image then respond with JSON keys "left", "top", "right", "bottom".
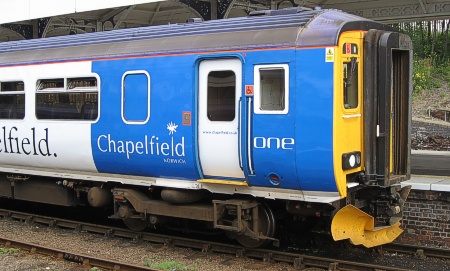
{"left": 330, "top": 33, "right": 365, "bottom": 197}
{"left": 245, "top": 64, "right": 297, "bottom": 188}
{"left": 198, "top": 59, "right": 244, "bottom": 179}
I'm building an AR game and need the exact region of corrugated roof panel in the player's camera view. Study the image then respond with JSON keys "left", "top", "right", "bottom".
{"left": 0, "top": 9, "right": 320, "bottom": 53}
{"left": 0, "top": 8, "right": 390, "bottom": 66}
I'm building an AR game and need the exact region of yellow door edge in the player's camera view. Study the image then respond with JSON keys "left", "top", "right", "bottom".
{"left": 197, "top": 179, "right": 249, "bottom": 186}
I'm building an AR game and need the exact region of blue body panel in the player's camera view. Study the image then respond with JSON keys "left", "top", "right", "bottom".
{"left": 90, "top": 47, "right": 337, "bottom": 192}
{"left": 92, "top": 55, "right": 200, "bottom": 180}
{"left": 295, "top": 48, "right": 336, "bottom": 192}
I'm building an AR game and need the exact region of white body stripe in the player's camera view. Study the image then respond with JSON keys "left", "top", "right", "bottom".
{"left": 0, "top": 62, "right": 98, "bottom": 172}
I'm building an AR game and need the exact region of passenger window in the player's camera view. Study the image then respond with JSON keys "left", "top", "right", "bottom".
{"left": 36, "top": 77, "right": 98, "bottom": 120}
{"left": 0, "top": 81, "right": 25, "bottom": 119}
{"left": 254, "top": 64, "right": 289, "bottom": 114}
{"left": 122, "top": 71, "right": 150, "bottom": 123}
{"left": 260, "top": 69, "right": 285, "bottom": 110}
{"left": 207, "top": 70, "right": 236, "bottom": 121}
{"left": 343, "top": 57, "right": 358, "bottom": 109}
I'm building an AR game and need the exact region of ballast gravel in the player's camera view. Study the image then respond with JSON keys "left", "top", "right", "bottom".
{"left": 0, "top": 218, "right": 295, "bottom": 271}
{"left": 1, "top": 218, "right": 450, "bottom": 271}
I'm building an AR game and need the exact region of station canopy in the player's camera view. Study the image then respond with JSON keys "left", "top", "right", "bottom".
{"left": 0, "top": 0, "right": 449, "bottom": 42}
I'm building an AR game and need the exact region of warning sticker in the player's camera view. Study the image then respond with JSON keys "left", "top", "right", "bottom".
{"left": 245, "top": 85, "right": 254, "bottom": 96}
{"left": 325, "top": 47, "right": 335, "bottom": 62}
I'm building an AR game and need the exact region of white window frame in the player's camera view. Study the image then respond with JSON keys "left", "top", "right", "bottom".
{"left": 121, "top": 70, "right": 151, "bottom": 125}
{"left": 254, "top": 64, "right": 289, "bottom": 114}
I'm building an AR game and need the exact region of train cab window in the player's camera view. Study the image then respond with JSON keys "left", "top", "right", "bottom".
{"left": 122, "top": 71, "right": 150, "bottom": 124}
{"left": 207, "top": 70, "right": 236, "bottom": 121}
{"left": 254, "top": 64, "right": 289, "bottom": 114}
{"left": 36, "top": 77, "right": 98, "bottom": 120}
{"left": 0, "top": 81, "right": 25, "bottom": 119}
{"left": 343, "top": 57, "right": 358, "bottom": 109}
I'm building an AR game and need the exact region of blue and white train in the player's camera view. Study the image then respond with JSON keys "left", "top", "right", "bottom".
{"left": 0, "top": 8, "right": 413, "bottom": 248}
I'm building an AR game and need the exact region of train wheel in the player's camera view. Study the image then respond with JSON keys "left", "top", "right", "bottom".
{"left": 123, "top": 218, "right": 149, "bottom": 231}
{"left": 235, "top": 203, "right": 276, "bottom": 248}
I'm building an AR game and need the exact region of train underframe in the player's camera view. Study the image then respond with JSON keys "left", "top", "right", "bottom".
{"left": 0, "top": 173, "right": 410, "bottom": 248}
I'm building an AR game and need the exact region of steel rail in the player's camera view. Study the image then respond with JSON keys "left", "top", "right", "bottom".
{"left": 0, "top": 237, "right": 159, "bottom": 271}
{"left": 383, "top": 242, "right": 450, "bottom": 259}
{"left": 0, "top": 208, "right": 443, "bottom": 271}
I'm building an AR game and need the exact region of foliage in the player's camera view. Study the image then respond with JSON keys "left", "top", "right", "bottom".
{"left": 392, "top": 20, "right": 450, "bottom": 64}
{"left": 391, "top": 20, "right": 450, "bottom": 95}
{"left": 142, "top": 258, "right": 197, "bottom": 271}
{"left": 413, "top": 58, "right": 450, "bottom": 95}
{"left": 0, "top": 247, "right": 19, "bottom": 254}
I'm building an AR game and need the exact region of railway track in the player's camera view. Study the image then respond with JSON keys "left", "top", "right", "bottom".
{"left": 412, "top": 120, "right": 450, "bottom": 151}
{"left": 0, "top": 208, "right": 448, "bottom": 271}
{"left": 382, "top": 243, "right": 450, "bottom": 260}
{"left": 0, "top": 236, "right": 157, "bottom": 271}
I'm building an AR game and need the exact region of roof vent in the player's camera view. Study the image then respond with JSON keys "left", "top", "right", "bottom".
{"left": 249, "top": 7, "right": 313, "bottom": 16}
{"left": 186, "top": 18, "right": 203, "bottom": 23}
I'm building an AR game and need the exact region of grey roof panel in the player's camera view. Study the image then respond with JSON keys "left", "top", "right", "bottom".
{"left": 297, "top": 10, "right": 393, "bottom": 47}
{"left": 0, "top": 9, "right": 318, "bottom": 53}
{"left": 0, "top": 9, "right": 388, "bottom": 66}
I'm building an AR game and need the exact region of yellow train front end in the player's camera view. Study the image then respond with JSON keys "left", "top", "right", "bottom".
{"left": 331, "top": 29, "right": 413, "bottom": 247}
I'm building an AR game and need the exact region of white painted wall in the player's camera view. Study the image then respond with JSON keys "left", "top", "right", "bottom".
{"left": 0, "top": 0, "right": 159, "bottom": 24}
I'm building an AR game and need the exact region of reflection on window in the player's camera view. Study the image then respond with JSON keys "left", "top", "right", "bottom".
{"left": 37, "top": 79, "right": 64, "bottom": 90}
{"left": 36, "top": 77, "right": 98, "bottom": 120}
{"left": 0, "top": 81, "right": 25, "bottom": 119}
{"left": 259, "top": 68, "right": 285, "bottom": 111}
{"left": 68, "top": 77, "right": 97, "bottom": 90}
{"left": 207, "top": 70, "right": 236, "bottom": 121}
{"left": 343, "top": 58, "right": 358, "bottom": 109}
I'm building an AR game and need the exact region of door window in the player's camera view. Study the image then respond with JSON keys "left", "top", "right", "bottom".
{"left": 343, "top": 57, "right": 358, "bottom": 109}
{"left": 207, "top": 70, "right": 236, "bottom": 121}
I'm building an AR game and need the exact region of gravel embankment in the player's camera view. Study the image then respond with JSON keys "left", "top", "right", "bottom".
{"left": 0, "top": 219, "right": 296, "bottom": 271}
{"left": 1, "top": 218, "right": 450, "bottom": 271}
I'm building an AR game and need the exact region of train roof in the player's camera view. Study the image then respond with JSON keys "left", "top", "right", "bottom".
{"left": 0, "top": 8, "right": 392, "bottom": 66}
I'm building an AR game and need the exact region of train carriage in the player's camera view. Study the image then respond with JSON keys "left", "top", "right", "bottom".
{"left": 0, "top": 7, "right": 412, "bottom": 248}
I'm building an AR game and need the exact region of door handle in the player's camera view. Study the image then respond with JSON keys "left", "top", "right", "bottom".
{"left": 247, "top": 97, "right": 254, "bottom": 175}
{"left": 238, "top": 98, "right": 243, "bottom": 169}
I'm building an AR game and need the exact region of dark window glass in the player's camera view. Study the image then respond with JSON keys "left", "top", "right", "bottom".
{"left": 2, "top": 81, "right": 24, "bottom": 91}
{"left": 36, "top": 92, "right": 98, "bottom": 120}
{"left": 0, "top": 81, "right": 25, "bottom": 119}
{"left": 343, "top": 59, "right": 358, "bottom": 109}
{"left": 259, "top": 69, "right": 285, "bottom": 111}
{"left": 207, "top": 70, "right": 236, "bottom": 121}
{"left": 123, "top": 73, "right": 149, "bottom": 122}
